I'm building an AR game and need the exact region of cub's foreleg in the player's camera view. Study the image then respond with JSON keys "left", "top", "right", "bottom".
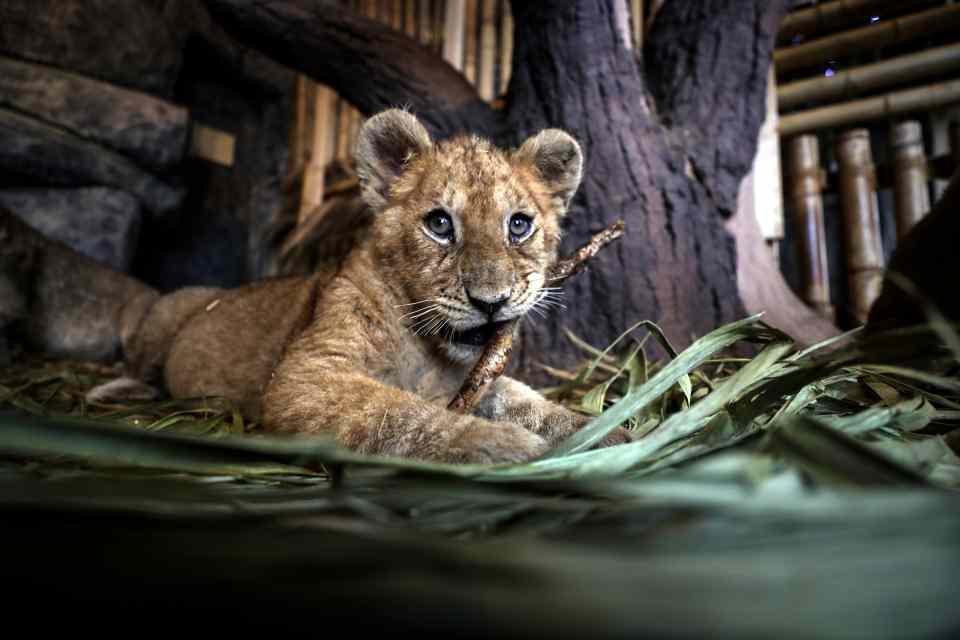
{"left": 474, "top": 377, "right": 632, "bottom": 447}
{"left": 262, "top": 364, "right": 549, "bottom": 464}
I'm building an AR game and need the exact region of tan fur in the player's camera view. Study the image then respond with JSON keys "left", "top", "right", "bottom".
{"left": 2, "top": 110, "right": 629, "bottom": 463}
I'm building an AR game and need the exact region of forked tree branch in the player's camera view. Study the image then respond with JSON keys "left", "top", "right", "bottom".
{"left": 203, "top": 0, "right": 500, "bottom": 138}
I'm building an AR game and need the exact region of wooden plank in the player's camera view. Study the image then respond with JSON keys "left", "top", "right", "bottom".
{"left": 443, "top": 0, "right": 466, "bottom": 71}
{"left": 190, "top": 124, "right": 236, "bottom": 168}
{"left": 478, "top": 0, "right": 497, "bottom": 100}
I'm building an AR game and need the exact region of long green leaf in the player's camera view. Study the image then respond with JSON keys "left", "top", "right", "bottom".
{"left": 545, "top": 314, "right": 770, "bottom": 458}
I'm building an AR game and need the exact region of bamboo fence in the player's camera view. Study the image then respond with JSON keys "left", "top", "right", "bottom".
{"left": 775, "top": 0, "right": 960, "bottom": 327}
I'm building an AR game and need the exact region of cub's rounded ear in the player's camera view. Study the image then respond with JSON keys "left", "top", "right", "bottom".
{"left": 356, "top": 109, "right": 433, "bottom": 210}
{"left": 514, "top": 129, "right": 583, "bottom": 210}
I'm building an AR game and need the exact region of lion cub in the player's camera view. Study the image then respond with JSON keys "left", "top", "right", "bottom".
{"left": 0, "top": 110, "right": 627, "bottom": 463}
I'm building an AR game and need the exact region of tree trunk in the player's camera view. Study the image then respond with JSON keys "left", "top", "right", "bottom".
{"left": 205, "top": 0, "right": 834, "bottom": 378}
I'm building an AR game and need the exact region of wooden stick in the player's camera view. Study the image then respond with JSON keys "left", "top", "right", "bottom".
{"left": 448, "top": 220, "right": 625, "bottom": 413}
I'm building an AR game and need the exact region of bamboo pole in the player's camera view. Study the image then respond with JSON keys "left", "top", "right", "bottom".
{"left": 779, "top": 79, "right": 960, "bottom": 136}
{"left": 442, "top": 0, "right": 466, "bottom": 71}
{"left": 390, "top": 0, "right": 403, "bottom": 30}
{"left": 778, "top": 0, "right": 915, "bottom": 45}
{"left": 786, "top": 135, "right": 833, "bottom": 320}
{"left": 499, "top": 1, "right": 513, "bottom": 95}
{"left": 288, "top": 75, "right": 311, "bottom": 178}
{"left": 778, "top": 43, "right": 960, "bottom": 111}
{"left": 837, "top": 129, "right": 884, "bottom": 324}
{"left": 404, "top": 0, "right": 416, "bottom": 37}
{"left": 478, "top": 0, "right": 496, "bottom": 101}
{"left": 891, "top": 121, "right": 930, "bottom": 240}
{"left": 463, "top": 0, "right": 478, "bottom": 86}
{"left": 630, "top": 0, "right": 643, "bottom": 51}
{"left": 774, "top": 4, "right": 960, "bottom": 74}
{"left": 416, "top": 0, "right": 429, "bottom": 45}
{"left": 299, "top": 85, "right": 335, "bottom": 223}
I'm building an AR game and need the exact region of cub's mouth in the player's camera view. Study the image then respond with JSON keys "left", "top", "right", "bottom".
{"left": 450, "top": 320, "right": 510, "bottom": 347}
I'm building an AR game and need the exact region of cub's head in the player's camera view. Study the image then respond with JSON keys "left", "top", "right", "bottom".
{"left": 356, "top": 109, "right": 583, "bottom": 361}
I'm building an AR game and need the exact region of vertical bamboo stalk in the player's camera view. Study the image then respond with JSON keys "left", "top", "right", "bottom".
{"left": 288, "top": 75, "right": 311, "bottom": 177}
{"left": 630, "top": 0, "right": 643, "bottom": 50}
{"left": 499, "top": 1, "right": 513, "bottom": 94}
{"left": 950, "top": 120, "right": 960, "bottom": 169}
{"left": 336, "top": 99, "right": 353, "bottom": 161}
{"left": 891, "top": 120, "right": 931, "bottom": 239}
{"left": 837, "top": 129, "right": 885, "bottom": 324}
{"left": 478, "top": 0, "right": 496, "bottom": 100}
{"left": 463, "top": 0, "right": 478, "bottom": 85}
{"left": 404, "top": 0, "right": 416, "bottom": 37}
{"left": 300, "top": 85, "right": 335, "bottom": 223}
{"left": 417, "top": 0, "right": 432, "bottom": 46}
{"left": 443, "top": 0, "right": 466, "bottom": 72}
{"left": 786, "top": 135, "right": 833, "bottom": 320}
{"left": 390, "top": 0, "right": 403, "bottom": 30}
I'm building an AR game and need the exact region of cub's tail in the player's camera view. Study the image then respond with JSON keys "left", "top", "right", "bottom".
{"left": 0, "top": 207, "right": 158, "bottom": 362}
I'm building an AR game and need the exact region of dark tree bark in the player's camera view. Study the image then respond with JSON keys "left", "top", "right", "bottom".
{"left": 205, "top": 0, "right": 830, "bottom": 377}
{"left": 203, "top": 0, "right": 499, "bottom": 138}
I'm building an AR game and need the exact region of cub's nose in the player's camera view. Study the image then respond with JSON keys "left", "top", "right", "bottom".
{"left": 467, "top": 293, "right": 509, "bottom": 317}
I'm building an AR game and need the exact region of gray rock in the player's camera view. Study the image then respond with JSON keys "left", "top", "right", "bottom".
{"left": 0, "top": 56, "right": 189, "bottom": 172}
{"left": 0, "top": 108, "right": 184, "bottom": 216}
{"left": 0, "top": 188, "right": 141, "bottom": 271}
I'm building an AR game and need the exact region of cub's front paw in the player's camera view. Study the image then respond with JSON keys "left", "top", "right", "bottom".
{"left": 447, "top": 420, "right": 549, "bottom": 464}
{"left": 560, "top": 411, "right": 632, "bottom": 449}
{"left": 595, "top": 426, "right": 633, "bottom": 448}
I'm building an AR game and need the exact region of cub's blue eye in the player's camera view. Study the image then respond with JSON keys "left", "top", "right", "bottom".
{"left": 424, "top": 209, "right": 454, "bottom": 240}
{"left": 508, "top": 213, "right": 533, "bottom": 242}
